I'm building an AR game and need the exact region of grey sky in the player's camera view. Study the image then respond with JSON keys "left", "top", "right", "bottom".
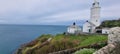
{"left": 0, "top": 0, "right": 119, "bottom": 25}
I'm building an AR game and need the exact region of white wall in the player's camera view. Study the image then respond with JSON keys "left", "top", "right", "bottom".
{"left": 67, "top": 27, "right": 81, "bottom": 34}
{"left": 83, "top": 22, "right": 91, "bottom": 33}
{"left": 67, "top": 28, "right": 75, "bottom": 34}
{"left": 102, "top": 28, "right": 109, "bottom": 34}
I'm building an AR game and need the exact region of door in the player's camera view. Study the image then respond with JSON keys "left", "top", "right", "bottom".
{"left": 89, "top": 29, "right": 91, "bottom": 33}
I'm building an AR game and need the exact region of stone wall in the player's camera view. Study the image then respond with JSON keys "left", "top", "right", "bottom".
{"left": 93, "top": 27, "right": 120, "bottom": 54}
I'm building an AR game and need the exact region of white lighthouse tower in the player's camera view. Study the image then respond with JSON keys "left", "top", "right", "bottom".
{"left": 90, "top": 0, "right": 101, "bottom": 26}
{"left": 83, "top": 0, "right": 101, "bottom": 33}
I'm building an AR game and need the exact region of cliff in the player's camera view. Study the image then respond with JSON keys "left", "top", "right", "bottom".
{"left": 15, "top": 34, "right": 107, "bottom": 54}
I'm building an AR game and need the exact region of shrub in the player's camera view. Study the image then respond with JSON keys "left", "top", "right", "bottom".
{"left": 74, "top": 48, "right": 96, "bottom": 54}
{"left": 25, "top": 40, "right": 39, "bottom": 47}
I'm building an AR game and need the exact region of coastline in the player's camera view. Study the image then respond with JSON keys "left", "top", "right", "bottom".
{"left": 15, "top": 34, "right": 107, "bottom": 54}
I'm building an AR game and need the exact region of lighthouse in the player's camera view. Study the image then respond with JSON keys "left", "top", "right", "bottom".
{"left": 83, "top": 0, "right": 101, "bottom": 33}
{"left": 90, "top": 0, "right": 101, "bottom": 26}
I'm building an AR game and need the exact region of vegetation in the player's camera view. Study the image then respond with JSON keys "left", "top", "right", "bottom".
{"left": 79, "top": 34, "right": 107, "bottom": 46}
{"left": 16, "top": 34, "right": 107, "bottom": 54}
{"left": 99, "top": 19, "right": 120, "bottom": 28}
{"left": 15, "top": 19, "right": 120, "bottom": 54}
{"left": 74, "top": 48, "right": 96, "bottom": 54}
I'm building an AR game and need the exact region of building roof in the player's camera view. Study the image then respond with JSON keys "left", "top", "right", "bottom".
{"left": 68, "top": 22, "right": 81, "bottom": 29}
{"left": 87, "top": 21, "right": 96, "bottom": 26}
{"left": 68, "top": 25, "right": 80, "bottom": 29}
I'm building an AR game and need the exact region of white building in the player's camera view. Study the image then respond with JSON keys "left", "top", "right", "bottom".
{"left": 95, "top": 27, "right": 110, "bottom": 34}
{"left": 83, "top": 0, "right": 101, "bottom": 33}
{"left": 67, "top": 22, "right": 81, "bottom": 34}
{"left": 83, "top": 21, "right": 96, "bottom": 33}
{"left": 102, "top": 28, "right": 110, "bottom": 34}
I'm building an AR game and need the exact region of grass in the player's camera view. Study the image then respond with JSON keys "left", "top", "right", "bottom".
{"left": 80, "top": 35, "right": 107, "bottom": 46}
{"left": 74, "top": 48, "right": 96, "bottom": 54}
{"left": 19, "top": 34, "right": 107, "bottom": 54}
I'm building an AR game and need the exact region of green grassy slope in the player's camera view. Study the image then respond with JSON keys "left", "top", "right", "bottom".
{"left": 16, "top": 34, "right": 107, "bottom": 54}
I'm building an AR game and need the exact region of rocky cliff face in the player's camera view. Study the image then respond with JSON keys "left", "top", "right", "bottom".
{"left": 94, "top": 27, "right": 120, "bottom": 54}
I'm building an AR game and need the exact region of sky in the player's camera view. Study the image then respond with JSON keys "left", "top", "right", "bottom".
{"left": 0, "top": 0, "right": 120, "bottom": 25}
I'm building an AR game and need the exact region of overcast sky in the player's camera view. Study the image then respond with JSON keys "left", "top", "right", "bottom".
{"left": 0, "top": 0, "right": 120, "bottom": 25}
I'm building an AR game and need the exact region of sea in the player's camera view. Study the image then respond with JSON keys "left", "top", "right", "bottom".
{"left": 0, "top": 24, "right": 67, "bottom": 54}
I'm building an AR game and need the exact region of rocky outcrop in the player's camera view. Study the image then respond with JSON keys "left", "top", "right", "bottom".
{"left": 93, "top": 27, "right": 120, "bottom": 54}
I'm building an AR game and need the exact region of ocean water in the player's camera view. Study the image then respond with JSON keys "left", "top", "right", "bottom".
{"left": 0, "top": 24, "right": 67, "bottom": 54}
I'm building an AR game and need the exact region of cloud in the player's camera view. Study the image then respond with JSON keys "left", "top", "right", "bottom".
{"left": 0, "top": 0, "right": 119, "bottom": 25}
{"left": 101, "top": 4, "right": 120, "bottom": 17}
